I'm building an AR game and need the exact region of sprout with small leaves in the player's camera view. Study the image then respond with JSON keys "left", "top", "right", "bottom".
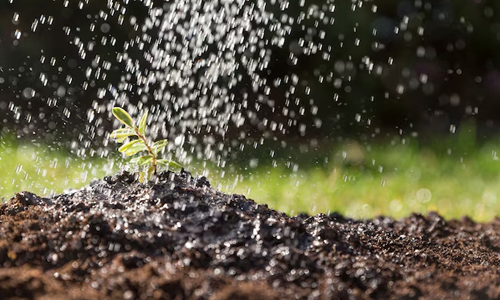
{"left": 111, "top": 107, "right": 180, "bottom": 181}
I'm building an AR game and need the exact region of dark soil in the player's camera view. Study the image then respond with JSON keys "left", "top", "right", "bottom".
{"left": 1, "top": 170, "right": 500, "bottom": 300}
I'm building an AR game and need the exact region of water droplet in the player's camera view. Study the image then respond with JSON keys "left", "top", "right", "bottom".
{"left": 416, "top": 188, "right": 432, "bottom": 203}
{"left": 13, "top": 29, "right": 21, "bottom": 39}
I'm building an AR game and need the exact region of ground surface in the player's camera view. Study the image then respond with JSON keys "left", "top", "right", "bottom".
{"left": 1, "top": 171, "right": 500, "bottom": 300}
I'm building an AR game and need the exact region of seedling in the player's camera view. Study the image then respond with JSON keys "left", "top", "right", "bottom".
{"left": 111, "top": 107, "right": 180, "bottom": 181}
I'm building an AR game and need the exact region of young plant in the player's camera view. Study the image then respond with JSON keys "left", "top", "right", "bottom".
{"left": 110, "top": 107, "right": 180, "bottom": 181}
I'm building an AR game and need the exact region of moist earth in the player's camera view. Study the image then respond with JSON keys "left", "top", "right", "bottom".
{"left": 1, "top": 170, "right": 500, "bottom": 300}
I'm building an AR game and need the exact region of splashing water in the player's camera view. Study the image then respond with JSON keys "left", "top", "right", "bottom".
{"left": 4, "top": 0, "right": 484, "bottom": 217}
{"left": 101, "top": 0, "right": 333, "bottom": 166}
{"left": 0, "top": 0, "right": 373, "bottom": 144}
{"left": 2, "top": 0, "right": 374, "bottom": 175}
{"left": 0, "top": 0, "right": 403, "bottom": 204}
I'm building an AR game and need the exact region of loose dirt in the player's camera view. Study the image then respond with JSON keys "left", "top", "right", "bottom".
{"left": 1, "top": 170, "right": 500, "bottom": 299}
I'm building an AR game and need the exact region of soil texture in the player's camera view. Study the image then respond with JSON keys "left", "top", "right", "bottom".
{"left": 1, "top": 170, "right": 500, "bottom": 299}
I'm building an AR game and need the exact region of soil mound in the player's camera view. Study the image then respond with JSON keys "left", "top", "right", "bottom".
{"left": 1, "top": 170, "right": 500, "bottom": 299}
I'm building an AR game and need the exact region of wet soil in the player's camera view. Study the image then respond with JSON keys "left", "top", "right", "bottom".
{"left": 1, "top": 170, "right": 500, "bottom": 299}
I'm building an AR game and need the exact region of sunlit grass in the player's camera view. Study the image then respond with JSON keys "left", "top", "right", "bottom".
{"left": 216, "top": 139, "right": 500, "bottom": 222}
{"left": 3, "top": 132, "right": 500, "bottom": 222}
{"left": 0, "top": 136, "right": 118, "bottom": 199}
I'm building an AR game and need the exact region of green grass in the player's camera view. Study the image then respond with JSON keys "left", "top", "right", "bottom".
{"left": 213, "top": 134, "right": 500, "bottom": 222}
{"left": 0, "top": 135, "right": 118, "bottom": 199}
{"left": 219, "top": 142, "right": 500, "bottom": 221}
{"left": 3, "top": 132, "right": 500, "bottom": 222}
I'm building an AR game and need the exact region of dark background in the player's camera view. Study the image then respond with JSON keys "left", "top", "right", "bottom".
{"left": 1, "top": 0, "right": 500, "bottom": 147}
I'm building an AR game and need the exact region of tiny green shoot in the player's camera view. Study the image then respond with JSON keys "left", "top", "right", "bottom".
{"left": 111, "top": 107, "right": 180, "bottom": 181}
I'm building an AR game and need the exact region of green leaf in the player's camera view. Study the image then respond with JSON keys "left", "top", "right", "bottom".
{"left": 131, "top": 155, "right": 153, "bottom": 165}
{"left": 157, "top": 159, "right": 181, "bottom": 168}
{"left": 138, "top": 109, "right": 148, "bottom": 136}
{"left": 138, "top": 171, "right": 146, "bottom": 183}
{"left": 152, "top": 139, "right": 168, "bottom": 154}
{"left": 147, "top": 165, "right": 156, "bottom": 177}
{"left": 110, "top": 128, "right": 136, "bottom": 143}
{"left": 116, "top": 136, "right": 129, "bottom": 143}
{"left": 111, "top": 128, "right": 135, "bottom": 136}
{"left": 122, "top": 142, "right": 148, "bottom": 156}
{"left": 112, "top": 107, "right": 135, "bottom": 128}
{"left": 118, "top": 139, "right": 141, "bottom": 153}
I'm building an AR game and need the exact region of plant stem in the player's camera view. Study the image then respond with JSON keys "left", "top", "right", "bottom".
{"left": 135, "top": 128, "right": 157, "bottom": 174}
